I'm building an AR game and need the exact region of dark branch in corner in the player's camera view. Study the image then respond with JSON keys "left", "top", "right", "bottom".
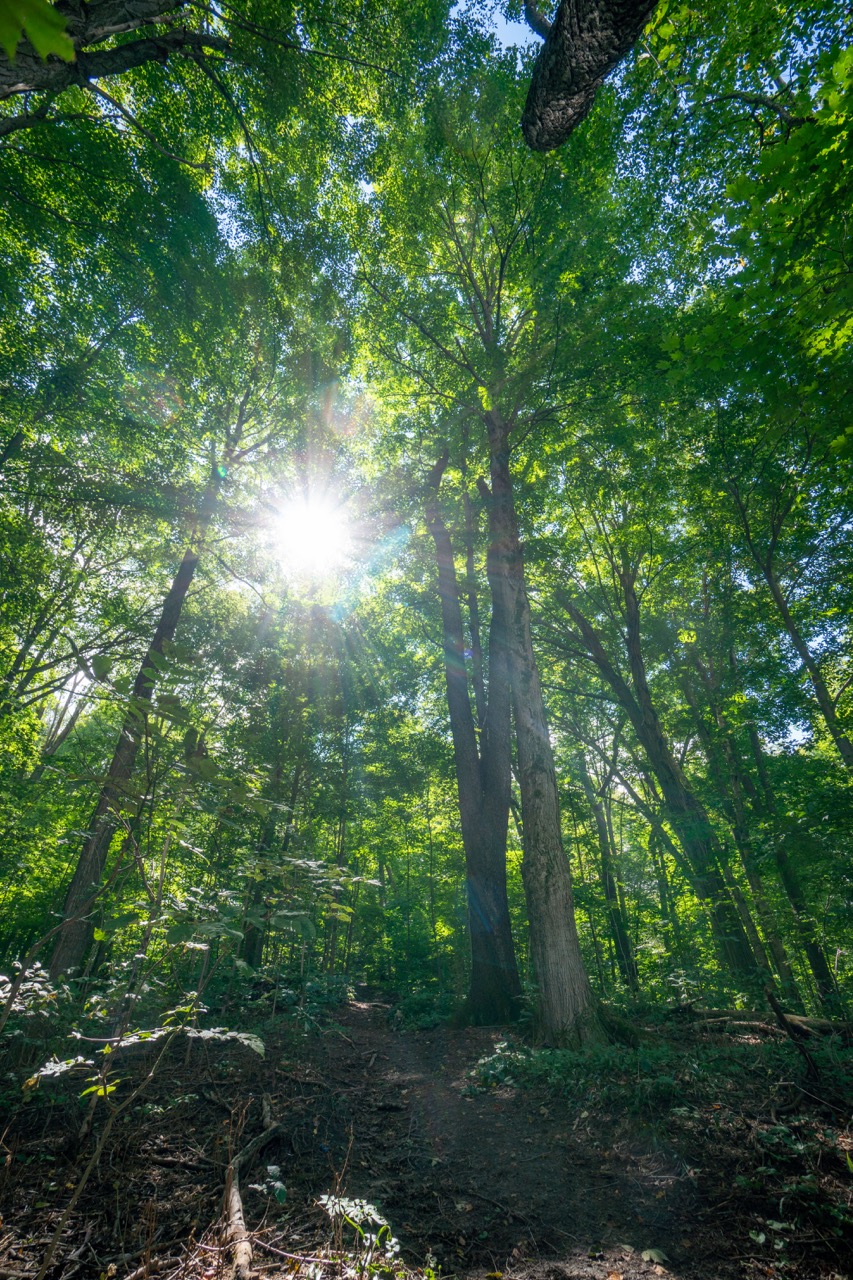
{"left": 521, "top": 0, "right": 659, "bottom": 151}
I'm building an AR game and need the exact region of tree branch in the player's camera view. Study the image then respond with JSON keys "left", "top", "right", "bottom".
{"left": 523, "top": 1, "right": 552, "bottom": 40}
{"left": 0, "top": 27, "right": 230, "bottom": 101}
{"left": 88, "top": 84, "right": 212, "bottom": 169}
{"left": 522, "top": 0, "right": 659, "bottom": 151}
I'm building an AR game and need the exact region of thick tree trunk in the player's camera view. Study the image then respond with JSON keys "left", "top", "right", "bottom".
{"left": 486, "top": 411, "right": 603, "bottom": 1044}
{"left": 425, "top": 459, "right": 522, "bottom": 1024}
{"left": 521, "top": 0, "right": 658, "bottom": 150}
{"left": 578, "top": 760, "right": 638, "bottom": 990}
{"left": 49, "top": 543, "right": 200, "bottom": 978}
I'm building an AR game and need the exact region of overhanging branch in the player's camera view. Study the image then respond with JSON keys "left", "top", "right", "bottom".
{"left": 521, "top": 0, "right": 659, "bottom": 151}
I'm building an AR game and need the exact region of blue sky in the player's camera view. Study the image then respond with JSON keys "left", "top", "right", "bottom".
{"left": 451, "top": 2, "right": 539, "bottom": 50}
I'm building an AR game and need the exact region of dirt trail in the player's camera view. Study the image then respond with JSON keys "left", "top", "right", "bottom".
{"left": 278, "top": 1001, "right": 710, "bottom": 1280}
{"left": 2, "top": 999, "right": 848, "bottom": 1280}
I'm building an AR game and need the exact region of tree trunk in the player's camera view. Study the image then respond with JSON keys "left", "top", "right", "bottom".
{"left": 242, "top": 763, "right": 302, "bottom": 971}
{"left": 521, "top": 0, "right": 659, "bottom": 150}
{"left": 559, "top": 584, "right": 761, "bottom": 984}
{"left": 748, "top": 728, "right": 840, "bottom": 1011}
{"left": 762, "top": 563, "right": 853, "bottom": 769}
{"left": 683, "top": 677, "right": 802, "bottom": 1005}
{"left": 486, "top": 410, "right": 603, "bottom": 1045}
{"left": 578, "top": 760, "right": 639, "bottom": 990}
{"left": 425, "top": 457, "right": 522, "bottom": 1024}
{"left": 49, "top": 543, "right": 200, "bottom": 978}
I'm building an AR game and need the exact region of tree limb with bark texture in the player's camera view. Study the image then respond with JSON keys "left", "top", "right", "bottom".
{"left": 522, "top": 0, "right": 658, "bottom": 150}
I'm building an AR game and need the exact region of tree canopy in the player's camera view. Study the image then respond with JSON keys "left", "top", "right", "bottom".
{"left": 1, "top": 0, "right": 851, "bottom": 1067}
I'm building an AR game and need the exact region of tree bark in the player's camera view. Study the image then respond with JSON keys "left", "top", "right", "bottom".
{"left": 0, "top": 0, "right": 231, "bottom": 101}
{"left": 681, "top": 674, "right": 802, "bottom": 1005}
{"left": 558, "top": 582, "right": 761, "bottom": 983}
{"left": 49, "top": 542, "right": 200, "bottom": 977}
{"left": 425, "top": 456, "right": 522, "bottom": 1025}
{"left": 577, "top": 759, "right": 639, "bottom": 990}
{"left": 747, "top": 728, "right": 840, "bottom": 1011}
{"left": 521, "top": 0, "right": 658, "bottom": 150}
{"left": 240, "top": 761, "right": 301, "bottom": 971}
{"left": 762, "top": 563, "right": 853, "bottom": 769}
{"left": 485, "top": 410, "right": 603, "bottom": 1044}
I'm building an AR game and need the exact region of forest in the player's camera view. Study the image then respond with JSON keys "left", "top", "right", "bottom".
{"left": 0, "top": 1, "right": 851, "bottom": 1278}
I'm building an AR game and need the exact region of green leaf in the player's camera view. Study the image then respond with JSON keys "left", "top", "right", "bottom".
{"left": 81, "top": 1080, "right": 118, "bottom": 1097}
{"left": 0, "top": 0, "right": 74, "bottom": 61}
{"left": 91, "top": 654, "right": 112, "bottom": 680}
{"left": 641, "top": 1249, "right": 669, "bottom": 1263}
{"left": 187, "top": 754, "right": 218, "bottom": 781}
{"left": 165, "top": 920, "right": 196, "bottom": 944}
{"left": 107, "top": 911, "right": 140, "bottom": 931}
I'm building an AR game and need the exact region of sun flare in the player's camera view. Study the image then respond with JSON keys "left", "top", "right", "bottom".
{"left": 271, "top": 494, "right": 352, "bottom": 580}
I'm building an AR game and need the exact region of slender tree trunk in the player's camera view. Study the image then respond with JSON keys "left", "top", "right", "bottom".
{"left": 619, "top": 569, "right": 760, "bottom": 984}
{"left": 49, "top": 544, "right": 201, "bottom": 977}
{"left": 241, "top": 760, "right": 289, "bottom": 971}
{"left": 684, "top": 680, "right": 802, "bottom": 1005}
{"left": 762, "top": 563, "right": 853, "bottom": 769}
{"left": 578, "top": 760, "right": 638, "bottom": 990}
{"left": 425, "top": 457, "right": 522, "bottom": 1024}
{"left": 718, "top": 850, "right": 773, "bottom": 977}
{"left": 649, "top": 828, "right": 684, "bottom": 957}
{"left": 748, "top": 728, "right": 840, "bottom": 1010}
{"left": 486, "top": 410, "right": 603, "bottom": 1044}
{"left": 559, "top": 585, "right": 760, "bottom": 984}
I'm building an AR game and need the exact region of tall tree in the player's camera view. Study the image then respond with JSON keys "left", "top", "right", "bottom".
{"left": 425, "top": 455, "right": 522, "bottom": 1023}
{"left": 355, "top": 50, "right": 610, "bottom": 1041}
{"left": 50, "top": 277, "right": 307, "bottom": 975}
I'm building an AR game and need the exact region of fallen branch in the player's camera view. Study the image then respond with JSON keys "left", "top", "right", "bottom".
{"left": 765, "top": 986, "right": 820, "bottom": 1080}
{"left": 667, "top": 1003, "right": 853, "bottom": 1041}
{"left": 224, "top": 1097, "right": 283, "bottom": 1280}
{"left": 123, "top": 1256, "right": 182, "bottom": 1280}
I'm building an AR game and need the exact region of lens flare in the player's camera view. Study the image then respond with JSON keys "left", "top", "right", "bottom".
{"left": 271, "top": 494, "right": 352, "bottom": 580}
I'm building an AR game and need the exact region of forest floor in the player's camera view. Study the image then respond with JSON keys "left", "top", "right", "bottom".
{"left": 1, "top": 994, "right": 851, "bottom": 1280}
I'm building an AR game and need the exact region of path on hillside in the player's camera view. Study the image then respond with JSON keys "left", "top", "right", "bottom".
{"left": 4, "top": 998, "right": 846, "bottom": 1280}
{"left": 272, "top": 1000, "right": 711, "bottom": 1280}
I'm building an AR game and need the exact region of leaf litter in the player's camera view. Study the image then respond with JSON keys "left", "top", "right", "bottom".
{"left": 0, "top": 998, "right": 850, "bottom": 1280}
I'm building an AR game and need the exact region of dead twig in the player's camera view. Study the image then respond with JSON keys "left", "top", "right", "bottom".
{"left": 223, "top": 1096, "right": 284, "bottom": 1280}
{"left": 254, "top": 1239, "right": 340, "bottom": 1266}
{"left": 123, "top": 1255, "right": 183, "bottom": 1280}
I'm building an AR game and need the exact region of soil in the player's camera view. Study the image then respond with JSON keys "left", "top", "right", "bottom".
{"left": 1, "top": 998, "right": 851, "bottom": 1280}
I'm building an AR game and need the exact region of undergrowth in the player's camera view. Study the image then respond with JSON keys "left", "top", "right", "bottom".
{"left": 472, "top": 1029, "right": 853, "bottom": 1251}
{"left": 473, "top": 1032, "right": 853, "bottom": 1116}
